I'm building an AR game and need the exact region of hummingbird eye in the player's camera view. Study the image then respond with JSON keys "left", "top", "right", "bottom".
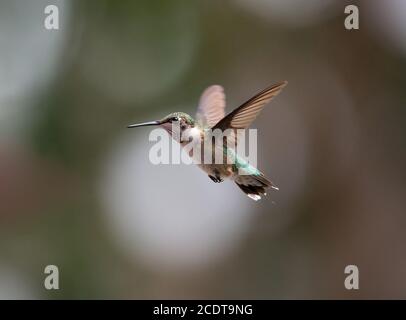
{"left": 172, "top": 117, "right": 179, "bottom": 122}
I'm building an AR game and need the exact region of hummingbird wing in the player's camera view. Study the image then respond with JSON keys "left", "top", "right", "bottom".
{"left": 196, "top": 85, "right": 226, "bottom": 128}
{"left": 212, "top": 81, "right": 287, "bottom": 131}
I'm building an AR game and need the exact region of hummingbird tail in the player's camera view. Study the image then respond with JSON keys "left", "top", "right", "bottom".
{"left": 234, "top": 173, "right": 278, "bottom": 201}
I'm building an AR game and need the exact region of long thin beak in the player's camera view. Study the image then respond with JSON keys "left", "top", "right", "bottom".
{"left": 127, "top": 120, "right": 161, "bottom": 128}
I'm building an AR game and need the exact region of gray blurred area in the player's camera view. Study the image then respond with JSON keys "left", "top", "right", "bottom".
{"left": 0, "top": 0, "right": 406, "bottom": 299}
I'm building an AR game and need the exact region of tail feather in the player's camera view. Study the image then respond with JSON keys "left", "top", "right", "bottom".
{"left": 234, "top": 173, "right": 278, "bottom": 201}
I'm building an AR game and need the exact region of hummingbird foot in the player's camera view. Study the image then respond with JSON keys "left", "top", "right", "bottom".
{"left": 208, "top": 175, "right": 223, "bottom": 183}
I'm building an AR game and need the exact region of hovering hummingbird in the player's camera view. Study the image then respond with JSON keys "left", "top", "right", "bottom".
{"left": 128, "top": 81, "right": 287, "bottom": 200}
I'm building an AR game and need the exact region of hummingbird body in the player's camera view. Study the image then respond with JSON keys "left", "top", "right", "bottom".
{"left": 128, "top": 81, "right": 287, "bottom": 200}
{"left": 195, "top": 140, "right": 274, "bottom": 200}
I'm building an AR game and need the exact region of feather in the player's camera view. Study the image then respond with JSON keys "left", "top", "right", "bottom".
{"left": 196, "top": 85, "right": 226, "bottom": 128}
{"left": 213, "top": 81, "right": 287, "bottom": 131}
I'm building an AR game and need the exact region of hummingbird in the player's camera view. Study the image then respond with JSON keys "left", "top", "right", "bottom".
{"left": 127, "top": 81, "right": 287, "bottom": 200}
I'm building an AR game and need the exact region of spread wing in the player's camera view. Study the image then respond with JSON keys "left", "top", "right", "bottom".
{"left": 196, "top": 85, "right": 226, "bottom": 128}
{"left": 213, "top": 81, "right": 287, "bottom": 131}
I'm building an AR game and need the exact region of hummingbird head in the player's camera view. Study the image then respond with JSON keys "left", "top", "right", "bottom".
{"left": 127, "top": 112, "right": 196, "bottom": 142}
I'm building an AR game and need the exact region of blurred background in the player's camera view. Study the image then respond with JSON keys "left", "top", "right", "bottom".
{"left": 0, "top": 0, "right": 406, "bottom": 299}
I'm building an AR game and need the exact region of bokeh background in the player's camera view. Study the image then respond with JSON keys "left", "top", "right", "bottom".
{"left": 1, "top": 0, "right": 406, "bottom": 299}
